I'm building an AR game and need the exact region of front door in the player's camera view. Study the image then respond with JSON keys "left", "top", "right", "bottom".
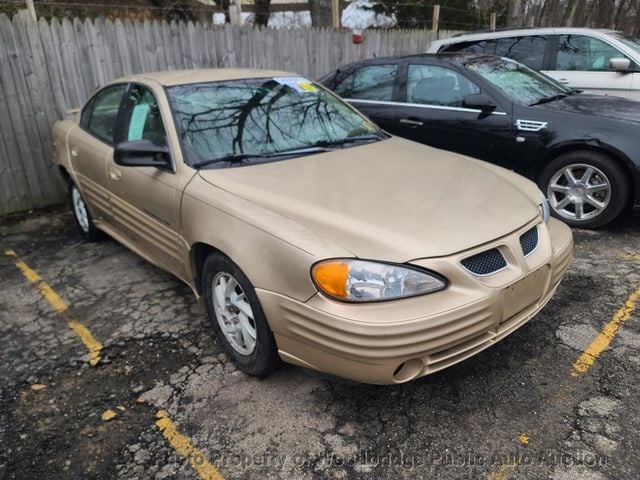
{"left": 393, "top": 63, "right": 514, "bottom": 167}
{"left": 544, "top": 34, "right": 635, "bottom": 97}
{"left": 107, "top": 83, "right": 184, "bottom": 276}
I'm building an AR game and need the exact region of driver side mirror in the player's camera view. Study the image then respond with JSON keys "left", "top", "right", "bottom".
{"left": 462, "top": 93, "right": 497, "bottom": 112}
{"left": 610, "top": 57, "right": 631, "bottom": 72}
{"left": 114, "top": 139, "right": 172, "bottom": 170}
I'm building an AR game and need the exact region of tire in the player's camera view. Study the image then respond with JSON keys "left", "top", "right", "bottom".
{"left": 202, "top": 252, "right": 281, "bottom": 377}
{"left": 539, "top": 150, "right": 629, "bottom": 229}
{"left": 69, "top": 183, "right": 104, "bottom": 242}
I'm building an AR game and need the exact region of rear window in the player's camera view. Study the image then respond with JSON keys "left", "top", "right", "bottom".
{"left": 494, "top": 36, "right": 548, "bottom": 70}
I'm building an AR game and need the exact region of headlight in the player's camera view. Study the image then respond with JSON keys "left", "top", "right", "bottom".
{"left": 311, "top": 259, "right": 447, "bottom": 302}
{"left": 539, "top": 196, "right": 550, "bottom": 223}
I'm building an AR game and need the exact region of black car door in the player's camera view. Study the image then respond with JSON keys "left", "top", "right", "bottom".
{"left": 331, "top": 62, "right": 400, "bottom": 132}
{"left": 392, "top": 60, "right": 514, "bottom": 166}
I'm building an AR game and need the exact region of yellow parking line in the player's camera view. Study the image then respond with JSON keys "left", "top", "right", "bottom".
{"left": 572, "top": 286, "right": 640, "bottom": 377}
{"left": 4, "top": 248, "right": 103, "bottom": 366}
{"left": 155, "top": 410, "right": 225, "bottom": 480}
{"left": 487, "top": 462, "right": 518, "bottom": 480}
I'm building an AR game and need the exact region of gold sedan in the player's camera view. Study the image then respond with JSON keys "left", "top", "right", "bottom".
{"left": 52, "top": 69, "right": 573, "bottom": 384}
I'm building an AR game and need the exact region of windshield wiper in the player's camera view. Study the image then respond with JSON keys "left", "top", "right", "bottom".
{"left": 529, "top": 93, "right": 568, "bottom": 106}
{"left": 308, "top": 133, "right": 385, "bottom": 149}
{"left": 192, "top": 146, "right": 329, "bottom": 169}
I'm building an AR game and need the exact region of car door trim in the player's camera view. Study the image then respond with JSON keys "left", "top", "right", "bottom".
{"left": 346, "top": 98, "right": 508, "bottom": 116}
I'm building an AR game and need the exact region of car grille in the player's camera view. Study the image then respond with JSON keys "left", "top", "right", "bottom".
{"left": 519, "top": 226, "right": 539, "bottom": 257}
{"left": 460, "top": 249, "right": 507, "bottom": 276}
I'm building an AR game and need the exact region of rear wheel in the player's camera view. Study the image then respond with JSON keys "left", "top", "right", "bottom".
{"left": 202, "top": 253, "right": 281, "bottom": 377}
{"left": 539, "top": 151, "right": 629, "bottom": 229}
{"left": 70, "top": 183, "right": 103, "bottom": 241}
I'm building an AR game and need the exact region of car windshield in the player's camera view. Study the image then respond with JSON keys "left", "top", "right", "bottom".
{"left": 611, "top": 32, "right": 640, "bottom": 56}
{"left": 464, "top": 57, "right": 573, "bottom": 106}
{"left": 167, "top": 77, "right": 383, "bottom": 167}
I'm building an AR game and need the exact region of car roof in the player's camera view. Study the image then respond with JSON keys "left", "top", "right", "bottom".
{"left": 113, "top": 68, "right": 297, "bottom": 87}
{"left": 433, "top": 27, "right": 621, "bottom": 46}
{"left": 335, "top": 53, "right": 496, "bottom": 70}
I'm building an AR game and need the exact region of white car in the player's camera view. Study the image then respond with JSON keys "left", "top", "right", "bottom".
{"left": 429, "top": 28, "right": 640, "bottom": 98}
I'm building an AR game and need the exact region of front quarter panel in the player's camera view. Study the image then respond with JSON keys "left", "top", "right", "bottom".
{"left": 181, "top": 174, "right": 352, "bottom": 302}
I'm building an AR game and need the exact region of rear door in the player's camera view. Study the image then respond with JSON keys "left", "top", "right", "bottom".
{"left": 71, "top": 84, "right": 128, "bottom": 223}
{"left": 332, "top": 62, "right": 400, "bottom": 131}
{"left": 392, "top": 61, "right": 514, "bottom": 165}
{"left": 545, "top": 34, "right": 635, "bottom": 96}
{"left": 107, "top": 83, "right": 184, "bottom": 276}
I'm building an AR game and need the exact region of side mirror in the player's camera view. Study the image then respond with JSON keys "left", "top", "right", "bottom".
{"left": 114, "top": 139, "right": 171, "bottom": 170}
{"left": 610, "top": 57, "right": 631, "bottom": 72}
{"left": 463, "top": 93, "right": 497, "bottom": 112}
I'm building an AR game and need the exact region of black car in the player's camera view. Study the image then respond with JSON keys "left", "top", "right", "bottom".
{"left": 320, "top": 53, "right": 640, "bottom": 228}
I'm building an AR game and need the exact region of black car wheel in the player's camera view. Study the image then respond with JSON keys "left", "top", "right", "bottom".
{"left": 202, "top": 252, "right": 281, "bottom": 377}
{"left": 70, "top": 183, "right": 104, "bottom": 241}
{"left": 539, "top": 151, "right": 629, "bottom": 229}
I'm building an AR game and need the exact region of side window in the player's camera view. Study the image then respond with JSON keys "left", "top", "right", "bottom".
{"left": 334, "top": 64, "right": 398, "bottom": 101}
{"left": 81, "top": 85, "right": 127, "bottom": 144}
{"left": 495, "top": 36, "right": 548, "bottom": 70}
{"left": 442, "top": 40, "right": 496, "bottom": 54}
{"left": 406, "top": 64, "right": 480, "bottom": 107}
{"left": 554, "top": 35, "right": 628, "bottom": 71}
{"left": 121, "top": 85, "right": 167, "bottom": 147}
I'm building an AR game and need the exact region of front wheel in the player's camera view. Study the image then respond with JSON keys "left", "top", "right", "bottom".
{"left": 202, "top": 253, "right": 281, "bottom": 377}
{"left": 539, "top": 151, "right": 629, "bottom": 229}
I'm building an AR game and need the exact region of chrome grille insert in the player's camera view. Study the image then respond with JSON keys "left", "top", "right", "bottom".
{"left": 519, "top": 226, "right": 539, "bottom": 257}
{"left": 460, "top": 249, "right": 507, "bottom": 276}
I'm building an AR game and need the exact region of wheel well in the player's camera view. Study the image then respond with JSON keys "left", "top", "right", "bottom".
{"left": 190, "top": 242, "right": 222, "bottom": 295}
{"left": 541, "top": 145, "right": 636, "bottom": 206}
{"left": 58, "top": 166, "right": 72, "bottom": 186}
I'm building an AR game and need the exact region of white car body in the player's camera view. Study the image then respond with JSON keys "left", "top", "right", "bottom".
{"left": 429, "top": 28, "right": 640, "bottom": 99}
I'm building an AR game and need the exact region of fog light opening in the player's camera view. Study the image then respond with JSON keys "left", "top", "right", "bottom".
{"left": 392, "top": 358, "right": 423, "bottom": 383}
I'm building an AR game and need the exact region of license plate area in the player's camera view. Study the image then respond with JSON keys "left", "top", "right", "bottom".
{"left": 502, "top": 266, "right": 549, "bottom": 321}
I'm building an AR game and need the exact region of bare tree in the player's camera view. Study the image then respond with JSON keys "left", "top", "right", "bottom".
{"left": 308, "top": 0, "right": 332, "bottom": 27}
{"left": 254, "top": 0, "right": 271, "bottom": 26}
{"left": 507, "top": 0, "right": 524, "bottom": 26}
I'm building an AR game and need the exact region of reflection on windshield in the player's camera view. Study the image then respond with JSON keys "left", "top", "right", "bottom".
{"left": 612, "top": 32, "right": 640, "bottom": 55}
{"left": 167, "top": 77, "right": 380, "bottom": 167}
{"left": 465, "top": 58, "right": 571, "bottom": 105}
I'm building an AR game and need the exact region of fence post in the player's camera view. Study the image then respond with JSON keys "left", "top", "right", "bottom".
{"left": 432, "top": 4, "right": 440, "bottom": 36}
{"left": 489, "top": 12, "right": 496, "bottom": 31}
{"left": 25, "top": 0, "right": 37, "bottom": 22}
{"left": 229, "top": 0, "right": 242, "bottom": 26}
{"left": 332, "top": 0, "right": 340, "bottom": 28}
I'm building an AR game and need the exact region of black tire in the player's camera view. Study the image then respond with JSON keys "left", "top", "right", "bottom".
{"left": 202, "top": 252, "right": 281, "bottom": 377}
{"left": 539, "top": 150, "right": 630, "bottom": 229}
{"left": 69, "top": 183, "right": 104, "bottom": 242}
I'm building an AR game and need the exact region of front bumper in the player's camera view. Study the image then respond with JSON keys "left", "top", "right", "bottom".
{"left": 258, "top": 217, "right": 573, "bottom": 384}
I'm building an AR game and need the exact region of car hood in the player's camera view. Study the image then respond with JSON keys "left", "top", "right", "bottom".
{"left": 538, "top": 93, "right": 640, "bottom": 124}
{"left": 197, "top": 137, "right": 541, "bottom": 262}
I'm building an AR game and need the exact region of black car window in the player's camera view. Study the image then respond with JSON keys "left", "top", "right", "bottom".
{"left": 406, "top": 64, "right": 480, "bottom": 107}
{"left": 494, "top": 36, "right": 548, "bottom": 70}
{"left": 121, "top": 85, "right": 168, "bottom": 147}
{"left": 334, "top": 64, "right": 398, "bottom": 101}
{"left": 81, "top": 85, "right": 127, "bottom": 144}
{"left": 441, "top": 39, "right": 497, "bottom": 54}
{"left": 554, "top": 34, "right": 628, "bottom": 71}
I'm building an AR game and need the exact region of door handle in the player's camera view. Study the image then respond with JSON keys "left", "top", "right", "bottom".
{"left": 70, "top": 147, "right": 79, "bottom": 157}
{"left": 109, "top": 169, "right": 122, "bottom": 182}
{"left": 399, "top": 118, "right": 424, "bottom": 127}
{"left": 558, "top": 78, "right": 570, "bottom": 84}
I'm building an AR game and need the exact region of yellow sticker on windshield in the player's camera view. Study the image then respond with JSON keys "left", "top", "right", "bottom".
{"left": 274, "top": 77, "right": 317, "bottom": 93}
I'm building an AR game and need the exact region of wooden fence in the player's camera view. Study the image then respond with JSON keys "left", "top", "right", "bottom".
{"left": 0, "top": 11, "right": 462, "bottom": 216}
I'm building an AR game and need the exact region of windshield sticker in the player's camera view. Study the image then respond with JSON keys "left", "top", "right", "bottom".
{"left": 128, "top": 104, "right": 150, "bottom": 140}
{"left": 274, "top": 77, "right": 318, "bottom": 92}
